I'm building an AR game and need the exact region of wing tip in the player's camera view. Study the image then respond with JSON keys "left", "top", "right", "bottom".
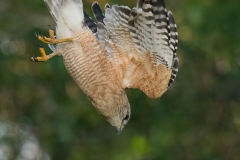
{"left": 92, "top": 1, "right": 99, "bottom": 7}
{"left": 91, "top": 1, "right": 105, "bottom": 24}
{"left": 105, "top": 3, "right": 111, "bottom": 9}
{"left": 167, "top": 11, "right": 177, "bottom": 27}
{"left": 168, "top": 58, "right": 179, "bottom": 87}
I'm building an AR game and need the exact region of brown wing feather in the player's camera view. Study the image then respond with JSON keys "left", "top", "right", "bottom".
{"left": 122, "top": 52, "right": 172, "bottom": 98}
{"left": 86, "top": 0, "right": 178, "bottom": 99}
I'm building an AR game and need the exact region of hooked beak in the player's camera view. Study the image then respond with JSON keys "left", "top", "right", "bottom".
{"left": 117, "top": 122, "right": 125, "bottom": 135}
{"left": 117, "top": 129, "right": 123, "bottom": 135}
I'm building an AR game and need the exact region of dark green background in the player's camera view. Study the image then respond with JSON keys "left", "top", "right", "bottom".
{"left": 0, "top": 0, "right": 239, "bottom": 159}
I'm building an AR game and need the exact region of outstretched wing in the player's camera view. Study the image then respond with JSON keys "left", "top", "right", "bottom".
{"left": 84, "top": 0, "right": 178, "bottom": 98}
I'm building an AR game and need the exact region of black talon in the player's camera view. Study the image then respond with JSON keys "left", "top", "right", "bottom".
{"left": 35, "top": 32, "right": 39, "bottom": 38}
{"left": 29, "top": 54, "right": 36, "bottom": 62}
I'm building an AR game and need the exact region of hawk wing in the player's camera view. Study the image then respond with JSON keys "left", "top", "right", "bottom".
{"left": 85, "top": 0, "right": 179, "bottom": 98}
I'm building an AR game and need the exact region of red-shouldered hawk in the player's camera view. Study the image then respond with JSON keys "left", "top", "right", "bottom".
{"left": 30, "top": 0, "right": 178, "bottom": 133}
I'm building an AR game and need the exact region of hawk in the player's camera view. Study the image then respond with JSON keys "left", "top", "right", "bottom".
{"left": 30, "top": 0, "right": 178, "bottom": 133}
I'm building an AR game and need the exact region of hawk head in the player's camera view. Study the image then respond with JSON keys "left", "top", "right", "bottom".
{"left": 106, "top": 103, "right": 131, "bottom": 134}
{"left": 95, "top": 92, "right": 131, "bottom": 133}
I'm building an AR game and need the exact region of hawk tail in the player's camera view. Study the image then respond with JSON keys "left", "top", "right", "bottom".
{"left": 43, "top": 0, "right": 84, "bottom": 37}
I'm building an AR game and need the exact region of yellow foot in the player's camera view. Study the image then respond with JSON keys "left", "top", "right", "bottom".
{"left": 30, "top": 45, "right": 59, "bottom": 62}
{"left": 35, "top": 29, "right": 73, "bottom": 44}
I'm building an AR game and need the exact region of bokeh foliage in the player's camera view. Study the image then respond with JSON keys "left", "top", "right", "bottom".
{"left": 0, "top": 0, "right": 240, "bottom": 159}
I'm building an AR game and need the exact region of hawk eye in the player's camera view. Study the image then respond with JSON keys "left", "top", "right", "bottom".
{"left": 123, "top": 114, "right": 129, "bottom": 121}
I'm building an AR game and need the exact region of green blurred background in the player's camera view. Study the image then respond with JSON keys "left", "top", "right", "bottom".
{"left": 0, "top": 0, "right": 240, "bottom": 159}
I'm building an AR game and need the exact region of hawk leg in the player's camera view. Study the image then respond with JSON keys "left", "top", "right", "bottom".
{"left": 30, "top": 29, "right": 73, "bottom": 62}
{"left": 30, "top": 46, "right": 59, "bottom": 62}
{"left": 37, "top": 29, "right": 73, "bottom": 44}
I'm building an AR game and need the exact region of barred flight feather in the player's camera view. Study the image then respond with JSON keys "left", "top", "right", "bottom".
{"left": 92, "top": 2, "right": 105, "bottom": 24}
{"left": 84, "top": 11, "right": 97, "bottom": 35}
{"left": 77, "top": 0, "right": 179, "bottom": 89}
